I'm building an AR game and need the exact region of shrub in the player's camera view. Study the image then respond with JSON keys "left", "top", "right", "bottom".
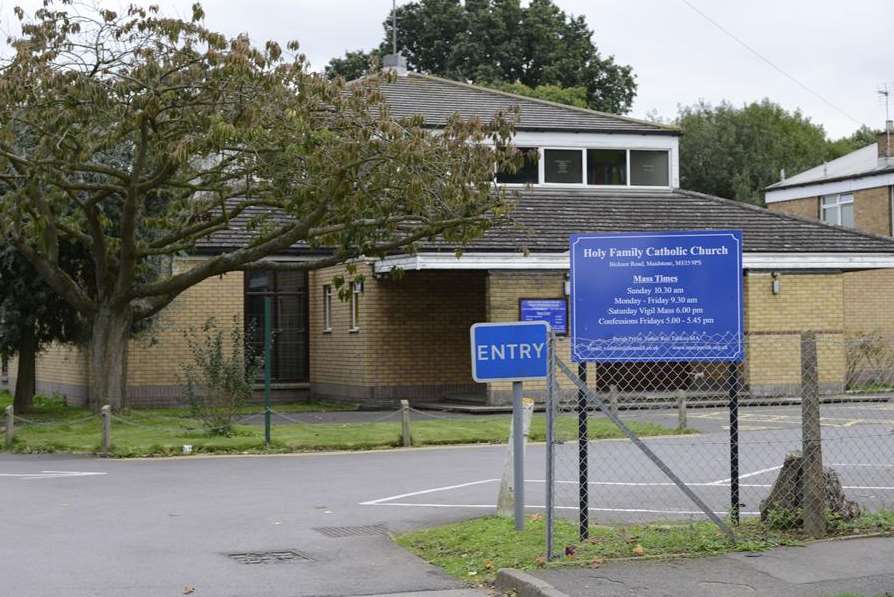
{"left": 845, "top": 332, "right": 894, "bottom": 391}
{"left": 181, "top": 318, "right": 258, "bottom": 435}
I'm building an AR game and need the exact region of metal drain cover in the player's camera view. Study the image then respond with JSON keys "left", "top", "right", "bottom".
{"left": 227, "top": 550, "right": 312, "bottom": 564}
{"left": 313, "top": 525, "right": 388, "bottom": 538}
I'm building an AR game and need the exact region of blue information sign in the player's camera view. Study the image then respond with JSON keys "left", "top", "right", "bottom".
{"left": 470, "top": 321, "right": 550, "bottom": 382}
{"left": 570, "top": 230, "right": 743, "bottom": 363}
{"left": 520, "top": 299, "right": 567, "bottom": 335}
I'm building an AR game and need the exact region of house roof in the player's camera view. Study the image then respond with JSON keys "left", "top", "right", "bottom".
{"left": 766, "top": 143, "right": 894, "bottom": 192}
{"left": 374, "top": 72, "right": 678, "bottom": 135}
{"left": 197, "top": 187, "right": 894, "bottom": 257}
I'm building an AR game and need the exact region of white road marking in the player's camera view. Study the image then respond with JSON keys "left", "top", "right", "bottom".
{"left": 359, "top": 478, "right": 499, "bottom": 505}
{"left": 363, "top": 502, "right": 760, "bottom": 516}
{"left": 709, "top": 465, "right": 782, "bottom": 485}
{"left": 0, "top": 471, "right": 107, "bottom": 480}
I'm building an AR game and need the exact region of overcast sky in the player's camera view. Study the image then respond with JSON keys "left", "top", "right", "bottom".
{"left": 2, "top": 0, "right": 891, "bottom": 138}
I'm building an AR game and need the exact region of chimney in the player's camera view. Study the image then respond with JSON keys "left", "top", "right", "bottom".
{"left": 382, "top": 53, "right": 408, "bottom": 76}
{"left": 879, "top": 120, "right": 894, "bottom": 161}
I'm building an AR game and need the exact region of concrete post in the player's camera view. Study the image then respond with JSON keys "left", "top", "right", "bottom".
{"left": 800, "top": 332, "right": 826, "bottom": 538}
{"left": 400, "top": 400, "right": 411, "bottom": 448}
{"left": 101, "top": 405, "right": 112, "bottom": 456}
{"left": 676, "top": 390, "right": 687, "bottom": 431}
{"left": 4, "top": 405, "right": 13, "bottom": 448}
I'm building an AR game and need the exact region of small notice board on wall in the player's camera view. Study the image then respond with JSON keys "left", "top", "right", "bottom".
{"left": 519, "top": 298, "right": 567, "bottom": 335}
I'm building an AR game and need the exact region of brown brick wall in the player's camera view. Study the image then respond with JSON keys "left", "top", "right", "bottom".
{"left": 843, "top": 268, "right": 894, "bottom": 335}
{"left": 854, "top": 186, "right": 892, "bottom": 236}
{"left": 767, "top": 196, "right": 818, "bottom": 220}
{"left": 22, "top": 259, "right": 245, "bottom": 407}
{"left": 308, "top": 265, "right": 486, "bottom": 403}
{"left": 485, "top": 270, "right": 577, "bottom": 404}
{"left": 744, "top": 272, "right": 845, "bottom": 395}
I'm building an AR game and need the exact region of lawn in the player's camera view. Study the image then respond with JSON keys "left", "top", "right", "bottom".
{"left": 0, "top": 391, "right": 691, "bottom": 457}
{"left": 396, "top": 513, "right": 894, "bottom": 583}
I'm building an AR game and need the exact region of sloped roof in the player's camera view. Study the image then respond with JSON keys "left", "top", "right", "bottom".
{"left": 197, "top": 188, "right": 894, "bottom": 256}
{"left": 375, "top": 72, "right": 678, "bottom": 135}
{"left": 766, "top": 143, "right": 894, "bottom": 191}
{"left": 452, "top": 187, "right": 894, "bottom": 253}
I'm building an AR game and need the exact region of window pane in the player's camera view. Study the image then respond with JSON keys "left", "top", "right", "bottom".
{"left": 275, "top": 271, "right": 306, "bottom": 293}
{"left": 630, "top": 150, "right": 669, "bottom": 186}
{"left": 821, "top": 195, "right": 837, "bottom": 207}
{"left": 841, "top": 203, "right": 854, "bottom": 227}
{"left": 247, "top": 271, "right": 272, "bottom": 293}
{"left": 587, "top": 149, "right": 627, "bottom": 185}
{"left": 821, "top": 204, "right": 839, "bottom": 225}
{"left": 544, "top": 149, "right": 583, "bottom": 183}
{"left": 496, "top": 147, "right": 539, "bottom": 184}
{"left": 839, "top": 193, "right": 854, "bottom": 205}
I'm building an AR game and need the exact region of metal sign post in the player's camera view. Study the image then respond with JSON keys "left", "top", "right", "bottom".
{"left": 470, "top": 321, "right": 550, "bottom": 531}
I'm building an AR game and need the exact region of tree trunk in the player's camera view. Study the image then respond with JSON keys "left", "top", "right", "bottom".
{"left": 89, "top": 305, "right": 131, "bottom": 411}
{"left": 13, "top": 326, "right": 37, "bottom": 413}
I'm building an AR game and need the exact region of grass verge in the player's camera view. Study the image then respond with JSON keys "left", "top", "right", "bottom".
{"left": 0, "top": 391, "right": 690, "bottom": 457}
{"left": 396, "top": 513, "right": 894, "bottom": 583}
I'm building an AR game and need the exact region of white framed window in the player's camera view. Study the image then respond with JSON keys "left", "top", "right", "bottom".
{"left": 349, "top": 281, "right": 361, "bottom": 332}
{"left": 821, "top": 193, "right": 854, "bottom": 227}
{"left": 322, "top": 285, "right": 332, "bottom": 333}
{"left": 498, "top": 146, "right": 670, "bottom": 188}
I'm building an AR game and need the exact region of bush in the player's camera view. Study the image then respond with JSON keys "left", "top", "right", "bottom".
{"left": 845, "top": 332, "right": 894, "bottom": 391}
{"left": 181, "top": 318, "right": 258, "bottom": 435}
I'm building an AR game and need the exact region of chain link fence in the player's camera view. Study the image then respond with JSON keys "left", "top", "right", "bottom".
{"left": 545, "top": 330, "right": 894, "bottom": 555}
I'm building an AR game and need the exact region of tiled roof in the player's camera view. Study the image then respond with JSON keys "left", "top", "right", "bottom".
{"left": 374, "top": 73, "right": 677, "bottom": 135}
{"left": 196, "top": 188, "right": 894, "bottom": 256}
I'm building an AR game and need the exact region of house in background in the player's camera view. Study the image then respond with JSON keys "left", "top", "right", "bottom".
{"left": 12, "top": 61, "right": 894, "bottom": 408}
{"left": 765, "top": 124, "right": 894, "bottom": 236}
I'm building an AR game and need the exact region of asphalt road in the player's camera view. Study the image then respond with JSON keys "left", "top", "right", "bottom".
{"left": 3, "top": 402, "right": 893, "bottom": 597}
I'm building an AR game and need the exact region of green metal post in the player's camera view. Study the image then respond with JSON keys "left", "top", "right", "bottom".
{"left": 264, "top": 296, "right": 272, "bottom": 447}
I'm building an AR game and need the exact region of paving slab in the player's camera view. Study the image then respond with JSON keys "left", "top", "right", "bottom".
{"left": 534, "top": 537, "right": 894, "bottom": 597}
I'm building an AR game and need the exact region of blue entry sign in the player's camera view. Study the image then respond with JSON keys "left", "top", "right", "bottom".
{"left": 470, "top": 321, "right": 550, "bottom": 382}
{"left": 520, "top": 299, "right": 567, "bottom": 335}
{"left": 570, "top": 230, "right": 743, "bottom": 363}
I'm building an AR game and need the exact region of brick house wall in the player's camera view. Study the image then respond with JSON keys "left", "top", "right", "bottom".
{"left": 9, "top": 259, "right": 244, "bottom": 408}
{"left": 309, "top": 264, "right": 486, "bottom": 404}
{"left": 767, "top": 196, "right": 818, "bottom": 219}
{"left": 743, "top": 271, "right": 845, "bottom": 395}
{"left": 767, "top": 186, "right": 892, "bottom": 237}
{"left": 853, "top": 187, "right": 892, "bottom": 236}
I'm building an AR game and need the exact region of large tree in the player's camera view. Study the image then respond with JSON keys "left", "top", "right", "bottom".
{"left": 676, "top": 100, "right": 877, "bottom": 205}
{"left": 0, "top": 3, "right": 518, "bottom": 410}
{"left": 325, "top": 0, "right": 637, "bottom": 114}
{"left": 0, "top": 245, "right": 85, "bottom": 412}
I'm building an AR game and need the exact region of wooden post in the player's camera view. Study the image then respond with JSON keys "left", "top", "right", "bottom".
{"left": 800, "top": 332, "right": 826, "bottom": 537}
{"left": 400, "top": 400, "right": 412, "bottom": 447}
{"left": 101, "top": 405, "right": 112, "bottom": 456}
{"left": 4, "top": 405, "right": 13, "bottom": 448}
{"left": 676, "top": 390, "right": 687, "bottom": 431}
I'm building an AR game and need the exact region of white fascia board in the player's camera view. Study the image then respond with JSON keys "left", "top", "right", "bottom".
{"left": 373, "top": 251, "right": 894, "bottom": 273}
{"left": 765, "top": 172, "right": 894, "bottom": 203}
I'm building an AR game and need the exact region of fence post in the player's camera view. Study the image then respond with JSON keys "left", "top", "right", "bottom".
{"left": 545, "top": 330, "right": 556, "bottom": 561}
{"left": 400, "top": 400, "right": 412, "bottom": 447}
{"left": 577, "top": 363, "right": 589, "bottom": 541}
{"left": 4, "top": 405, "right": 13, "bottom": 448}
{"left": 728, "top": 363, "right": 740, "bottom": 526}
{"left": 101, "top": 405, "right": 111, "bottom": 456}
{"left": 800, "top": 332, "right": 826, "bottom": 537}
{"left": 676, "top": 390, "right": 687, "bottom": 431}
